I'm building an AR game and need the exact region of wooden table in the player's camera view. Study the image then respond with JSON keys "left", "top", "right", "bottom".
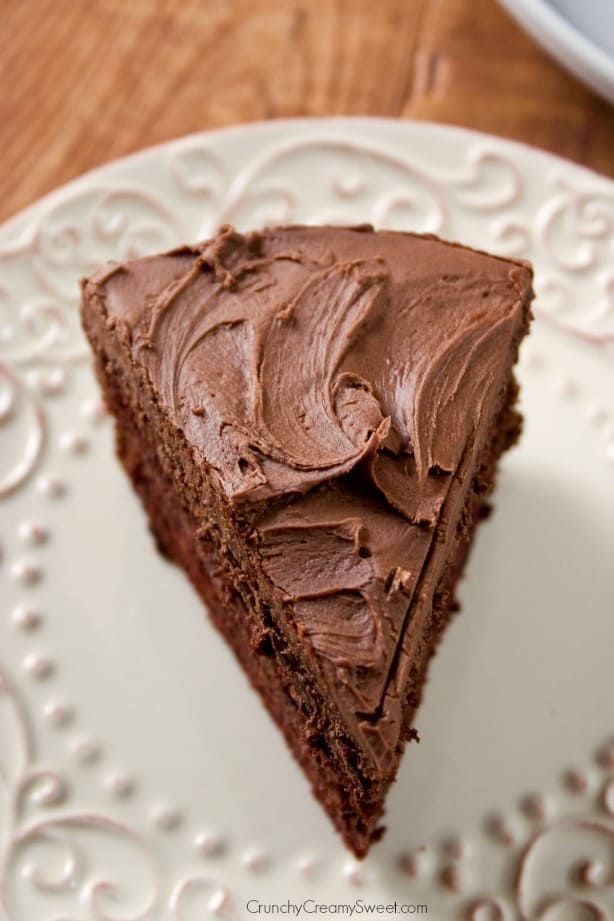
{"left": 2, "top": 0, "right": 613, "bottom": 223}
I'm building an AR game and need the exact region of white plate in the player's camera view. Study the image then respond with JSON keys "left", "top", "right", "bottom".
{"left": 1, "top": 117, "right": 614, "bottom": 920}
{"left": 499, "top": 0, "right": 614, "bottom": 103}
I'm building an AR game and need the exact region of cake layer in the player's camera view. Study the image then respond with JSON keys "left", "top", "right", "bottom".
{"left": 110, "top": 357, "right": 522, "bottom": 855}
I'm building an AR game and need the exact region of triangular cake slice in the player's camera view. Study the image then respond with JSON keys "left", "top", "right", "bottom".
{"left": 81, "top": 225, "right": 533, "bottom": 856}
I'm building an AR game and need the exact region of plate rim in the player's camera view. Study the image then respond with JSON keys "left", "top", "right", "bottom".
{"left": 498, "top": 0, "right": 614, "bottom": 104}
{"left": 2, "top": 116, "right": 613, "bottom": 240}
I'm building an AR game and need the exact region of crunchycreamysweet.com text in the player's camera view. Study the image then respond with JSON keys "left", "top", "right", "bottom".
{"left": 246, "top": 901, "right": 428, "bottom": 916}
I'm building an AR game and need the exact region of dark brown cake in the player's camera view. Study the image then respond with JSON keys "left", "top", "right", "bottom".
{"left": 81, "top": 224, "right": 533, "bottom": 857}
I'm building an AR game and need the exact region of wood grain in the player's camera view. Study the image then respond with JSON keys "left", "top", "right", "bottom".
{"left": 1, "top": 0, "right": 613, "bottom": 222}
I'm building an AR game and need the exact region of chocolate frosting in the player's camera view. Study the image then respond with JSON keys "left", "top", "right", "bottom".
{"left": 89, "top": 225, "right": 532, "bottom": 772}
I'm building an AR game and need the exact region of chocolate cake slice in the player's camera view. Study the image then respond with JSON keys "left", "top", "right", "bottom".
{"left": 81, "top": 225, "right": 533, "bottom": 857}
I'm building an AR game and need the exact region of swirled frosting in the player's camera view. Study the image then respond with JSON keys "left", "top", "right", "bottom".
{"left": 89, "top": 224, "right": 532, "bottom": 771}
